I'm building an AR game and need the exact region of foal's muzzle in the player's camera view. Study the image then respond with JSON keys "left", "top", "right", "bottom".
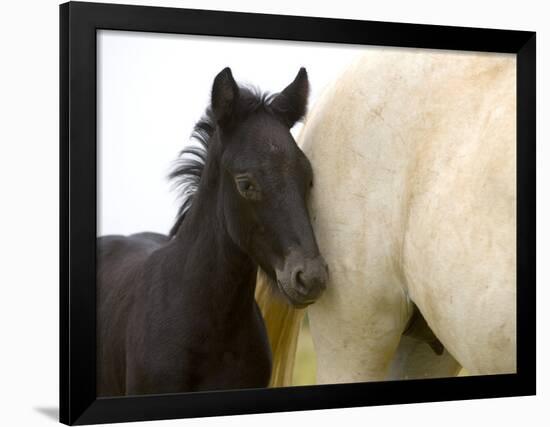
{"left": 276, "top": 251, "right": 328, "bottom": 307}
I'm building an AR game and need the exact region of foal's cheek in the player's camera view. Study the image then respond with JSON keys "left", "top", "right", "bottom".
{"left": 229, "top": 204, "right": 257, "bottom": 252}
{"left": 244, "top": 223, "right": 262, "bottom": 253}
{"left": 249, "top": 228, "right": 272, "bottom": 262}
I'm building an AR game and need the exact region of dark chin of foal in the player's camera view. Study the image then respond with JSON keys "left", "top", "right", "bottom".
{"left": 259, "top": 267, "right": 313, "bottom": 308}
{"left": 276, "top": 282, "right": 314, "bottom": 309}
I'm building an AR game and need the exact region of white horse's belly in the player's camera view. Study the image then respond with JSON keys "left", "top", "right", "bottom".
{"left": 301, "top": 50, "right": 516, "bottom": 380}
{"left": 402, "top": 83, "right": 516, "bottom": 373}
{"left": 401, "top": 54, "right": 516, "bottom": 374}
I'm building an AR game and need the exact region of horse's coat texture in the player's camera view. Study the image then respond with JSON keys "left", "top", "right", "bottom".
{"left": 97, "top": 68, "right": 327, "bottom": 396}
{"left": 299, "top": 50, "right": 516, "bottom": 382}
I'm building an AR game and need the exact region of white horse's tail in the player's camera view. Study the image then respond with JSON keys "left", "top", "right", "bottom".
{"left": 255, "top": 269, "right": 305, "bottom": 387}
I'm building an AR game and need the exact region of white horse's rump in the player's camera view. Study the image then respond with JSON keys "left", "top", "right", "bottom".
{"left": 299, "top": 50, "right": 516, "bottom": 383}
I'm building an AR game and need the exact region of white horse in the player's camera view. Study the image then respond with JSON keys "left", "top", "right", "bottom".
{"left": 257, "top": 49, "right": 516, "bottom": 385}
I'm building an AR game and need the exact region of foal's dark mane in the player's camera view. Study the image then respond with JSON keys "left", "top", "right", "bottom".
{"left": 168, "top": 113, "right": 213, "bottom": 237}
{"left": 168, "top": 87, "right": 277, "bottom": 237}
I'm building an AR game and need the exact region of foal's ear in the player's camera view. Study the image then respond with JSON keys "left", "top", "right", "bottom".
{"left": 271, "top": 67, "right": 309, "bottom": 128}
{"left": 211, "top": 67, "right": 239, "bottom": 127}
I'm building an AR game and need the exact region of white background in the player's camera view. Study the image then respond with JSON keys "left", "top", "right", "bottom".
{"left": 0, "top": 0, "right": 547, "bottom": 426}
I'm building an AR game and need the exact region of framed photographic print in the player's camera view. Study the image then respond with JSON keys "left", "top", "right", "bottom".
{"left": 60, "top": 1, "right": 536, "bottom": 425}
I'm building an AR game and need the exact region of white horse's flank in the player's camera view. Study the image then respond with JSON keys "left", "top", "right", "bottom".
{"left": 296, "top": 50, "right": 516, "bottom": 383}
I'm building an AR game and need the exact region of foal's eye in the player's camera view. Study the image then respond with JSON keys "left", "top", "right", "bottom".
{"left": 237, "top": 180, "right": 255, "bottom": 193}
{"left": 235, "top": 175, "right": 262, "bottom": 201}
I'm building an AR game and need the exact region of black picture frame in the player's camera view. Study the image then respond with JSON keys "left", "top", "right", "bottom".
{"left": 60, "top": 1, "right": 536, "bottom": 425}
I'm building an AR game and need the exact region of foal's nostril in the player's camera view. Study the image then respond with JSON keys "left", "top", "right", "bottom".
{"left": 293, "top": 269, "right": 308, "bottom": 294}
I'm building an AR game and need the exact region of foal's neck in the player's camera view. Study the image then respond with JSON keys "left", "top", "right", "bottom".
{"left": 170, "top": 183, "right": 258, "bottom": 313}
